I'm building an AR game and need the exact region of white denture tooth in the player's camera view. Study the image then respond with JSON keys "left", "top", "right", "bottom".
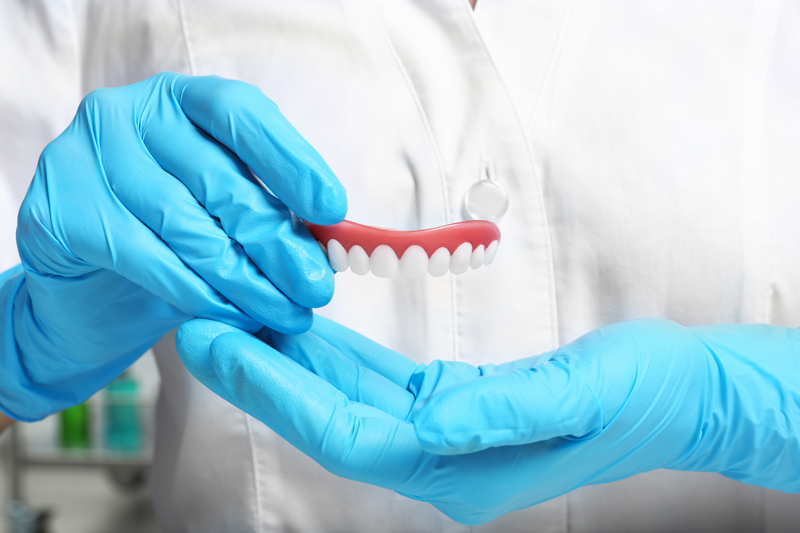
{"left": 399, "top": 245, "right": 429, "bottom": 277}
{"left": 317, "top": 240, "right": 327, "bottom": 256}
{"left": 348, "top": 245, "right": 370, "bottom": 275}
{"left": 370, "top": 245, "right": 399, "bottom": 278}
{"left": 326, "top": 239, "right": 349, "bottom": 272}
{"left": 449, "top": 242, "right": 472, "bottom": 275}
{"left": 428, "top": 247, "right": 451, "bottom": 277}
{"left": 483, "top": 240, "right": 499, "bottom": 265}
{"left": 470, "top": 244, "right": 485, "bottom": 269}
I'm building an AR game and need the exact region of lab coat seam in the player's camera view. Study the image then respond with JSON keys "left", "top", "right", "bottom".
{"left": 524, "top": 0, "right": 575, "bottom": 137}
{"left": 523, "top": 110, "right": 559, "bottom": 349}
{"left": 64, "top": 0, "right": 83, "bottom": 103}
{"left": 740, "top": 0, "right": 780, "bottom": 325}
{"left": 759, "top": 1, "right": 782, "bottom": 326}
{"left": 175, "top": 0, "right": 197, "bottom": 76}
{"left": 754, "top": 2, "right": 776, "bottom": 327}
{"left": 760, "top": 2, "right": 779, "bottom": 326}
{"left": 245, "top": 413, "right": 264, "bottom": 532}
{"left": 461, "top": 0, "right": 561, "bottom": 351}
{"left": 364, "top": 0, "right": 451, "bottom": 226}
{"left": 459, "top": 4, "right": 523, "bottom": 141}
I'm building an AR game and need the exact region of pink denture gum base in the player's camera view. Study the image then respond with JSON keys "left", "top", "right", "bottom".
{"left": 304, "top": 220, "right": 500, "bottom": 278}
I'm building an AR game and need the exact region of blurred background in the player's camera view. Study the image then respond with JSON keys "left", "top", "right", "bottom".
{"left": 1, "top": 352, "right": 160, "bottom": 533}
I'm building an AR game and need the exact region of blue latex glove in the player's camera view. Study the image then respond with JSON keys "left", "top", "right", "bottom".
{"left": 177, "top": 316, "right": 800, "bottom": 525}
{"left": 0, "top": 72, "right": 346, "bottom": 421}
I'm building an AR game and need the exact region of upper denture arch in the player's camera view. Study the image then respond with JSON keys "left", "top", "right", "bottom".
{"left": 304, "top": 220, "right": 501, "bottom": 278}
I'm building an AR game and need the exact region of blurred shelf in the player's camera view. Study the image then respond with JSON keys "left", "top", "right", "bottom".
{"left": 19, "top": 446, "right": 152, "bottom": 468}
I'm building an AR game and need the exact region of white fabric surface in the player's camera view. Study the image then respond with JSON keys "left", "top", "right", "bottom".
{"left": 2, "top": 0, "right": 800, "bottom": 531}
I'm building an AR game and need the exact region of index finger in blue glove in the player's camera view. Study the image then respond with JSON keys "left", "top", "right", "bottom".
{"left": 141, "top": 92, "right": 334, "bottom": 309}
{"left": 200, "top": 326, "right": 424, "bottom": 487}
{"left": 258, "top": 326, "right": 416, "bottom": 420}
{"left": 172, "top": 75, "right": 347, "bottom": 225}
{"left": 23, "top": 144, "right": 259, "bottom": 332}
{"left": 103, "top": 141, "right": 313, "bottom": 333}
{"left": 309, "top": 316, "right": 421, "bottom": 388}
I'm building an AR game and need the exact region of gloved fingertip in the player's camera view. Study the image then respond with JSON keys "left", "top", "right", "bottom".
{"left": 176, "top": 319, "right": 243, "bottom": 353}
{"left": 208, "top": 331, "right": 278, "bottom": 400}
{"left": 292, "top": 267, "right": 336, "bottom": 310}
{"left": 412, "top": 399, "right": 482, "bottom": 456}
{"left": 323, "top": 185, "right": 348, "bottom": 223}
{"left": 414, "top": 429, "right": 474, "bottom": 456}
{"left": 176, "top": 319, "right": 245, "bottom": 385}
{"left": 208, "top": 330, "right": 255, "bottom": 365}
{"left": 302, "top": 182, "right": 348, "bottom": 226}
{"left": 270, "top": 308, "right": 314, "bottom": 336}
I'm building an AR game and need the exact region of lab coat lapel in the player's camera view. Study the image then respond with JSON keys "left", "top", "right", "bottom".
{"left": 472, "top": 0, "right": 575, "bottom": 127}
{"left": 369, "top": 0, "right": 560, "bottom": 362}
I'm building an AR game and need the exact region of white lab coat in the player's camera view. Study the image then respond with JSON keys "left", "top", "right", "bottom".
{"left": 2, "top": 0, "right": 800, "bottom": 531}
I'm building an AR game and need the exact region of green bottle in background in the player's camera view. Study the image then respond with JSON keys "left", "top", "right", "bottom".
{"left": 59, "top": 403, "right": 91, "bottom": 449}
{"left": 105, "top": 371, "right": 142, "bottom": 451}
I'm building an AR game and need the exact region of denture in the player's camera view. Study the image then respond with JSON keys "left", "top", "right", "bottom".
{"left": 305, "top": 220, "right": 500, "bottom": 278}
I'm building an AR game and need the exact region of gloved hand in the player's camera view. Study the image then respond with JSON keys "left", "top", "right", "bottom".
{"left": 176, "top": 316, "right": 800, "bottom": 525}
{"left": 0, "top": 72, "right": 346, "bottom": 421}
